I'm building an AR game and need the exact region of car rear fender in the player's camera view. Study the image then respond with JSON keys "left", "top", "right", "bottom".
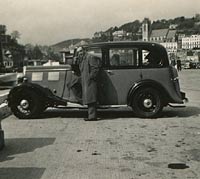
{"left": 127, "top": 80, "right": 171, "bottom": 106}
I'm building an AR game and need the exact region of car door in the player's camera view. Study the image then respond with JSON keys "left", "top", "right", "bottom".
{"left": 98, "top": 46, "right": 142, "bottom": 105}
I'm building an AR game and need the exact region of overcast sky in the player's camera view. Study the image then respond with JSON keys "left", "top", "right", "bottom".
{"left": 0, "top": 0, "right": 199, "bottom": 45}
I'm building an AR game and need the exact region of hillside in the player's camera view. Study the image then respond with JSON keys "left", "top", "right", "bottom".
{"left": 95, "top": 14, "right": 200, "bottom": 39}
{"left": 51, "top": 38, "right": 91, "bottom": 52}
{"left": 51, "top": 14, "right": 200, "bottom": 50}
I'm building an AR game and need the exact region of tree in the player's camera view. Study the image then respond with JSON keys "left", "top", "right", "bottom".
{"left": 11, "top": 30, "right": 21, "bottom": 40}
{"left": 32, "top": 45, "right": 43, "bottom": 59}
{"left": 25, "top": 44, "right": 34, "bottom": 59}
{"left": 0, "top": 25, "right": 6, "bottom": 35}
{"left": 151, "top": 20, "right": 169, "bottom": 30}
{"left": 177, "top": 19, "right": 195, "bottom": 29}
{"left": 119, "top": 20, "right": 141, "bottom": 33}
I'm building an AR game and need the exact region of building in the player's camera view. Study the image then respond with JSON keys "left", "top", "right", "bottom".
{"left": 160, "top": 42, "right": 178, "bottom": 53}
{"left": 149, "top": 29, "right": 169, "bottom": 42}
{"left": 149, "top": 29, "right": 178, "bottom": 53}
{"left": 182, "top": 35, "right": 200, "bottom": 49}
{"left": 0, "top": 25, "right": 25, "bottom": 71}
{"left": 112, "top": 30, "right": 126, "bottom": 41}
{"left": 160, "top": 29, "right": 178, "bottom": 53}
{"left": 169, "top": 24, "right": 178, "bottom": 30}
{"left": 93, "top": 28, "right": 113, "bottom": 42}
{"left": 3, "top": 50, "right": 14, "bottom": 69}
{"left": 93, "top": 31, "right": 103, "bottom": 38}
{"left": 3, "top": 58, "right": 13, "bottom": 69}
{"left": 142, "top": 18, "right": 151, "bottom": 41}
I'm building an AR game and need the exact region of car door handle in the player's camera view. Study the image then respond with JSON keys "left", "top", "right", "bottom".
{"left": 107, "top": 70, "right": 114, "bottom": 75}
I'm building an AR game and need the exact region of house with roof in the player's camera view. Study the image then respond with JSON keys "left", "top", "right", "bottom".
{"left": 93, "top": 31, "right": 104, "bottom": 38}
{"left": 3, "top": 57, "right": 13, "bottom": 69}
{"left": 141, "top": 19, "right": 178, "bottom": 53}
{"left": 2, "top": 50, "right": 14, "bottom": 69}
{"left": 112, "top": 30, "right": 126, "bottom": 41}
{"left": 160, "top": 29, "right": 178, "bottom": 53}
{"left": 148, "top": 29, "right": 178, "bottom": 53}
{"left": 149, "top": 29, "right": 169, "bottom": 42}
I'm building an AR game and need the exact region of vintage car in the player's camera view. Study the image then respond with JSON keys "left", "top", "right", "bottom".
{"left": 7, "top": 41, "right": 187, "bottom": 119}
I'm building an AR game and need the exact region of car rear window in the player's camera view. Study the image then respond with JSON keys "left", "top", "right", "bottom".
{"left": 142, "top": 49, "right": 166, "bottom": 68}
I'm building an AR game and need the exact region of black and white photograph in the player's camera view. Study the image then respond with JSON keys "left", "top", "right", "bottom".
{"left": 0, "top": 0, "right": 200, "bottom": 178}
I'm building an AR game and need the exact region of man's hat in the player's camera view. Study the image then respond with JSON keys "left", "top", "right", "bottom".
{"left": 76, "top": 47, "right": 83, "bottom": 52}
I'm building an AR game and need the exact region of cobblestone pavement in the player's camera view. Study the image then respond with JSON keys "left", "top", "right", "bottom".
{"left": 0, "top": 70, "right": 200, "bottom": 179}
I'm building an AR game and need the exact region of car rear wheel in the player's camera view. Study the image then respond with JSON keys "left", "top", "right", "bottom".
{"left": 10, "top": 90, "right": 44, "bottom": 119}
{"left": 132, "top": 87, "right": 163, "bottom": 118}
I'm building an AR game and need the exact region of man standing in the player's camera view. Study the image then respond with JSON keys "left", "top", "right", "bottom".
{"left": 78, "top": 47, "right": 101, "bottom": 121}
{"left": 177, "top": 59, "right": 182, "bottom": 71}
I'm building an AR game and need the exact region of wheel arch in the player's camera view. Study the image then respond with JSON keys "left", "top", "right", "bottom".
{"left": 127, "top": 79, "right": 170, "bottom": 106}
{"left": 8, "top": 83, "right": 53, "bottom": 106}
{"left": 8, "top": 83, "right": 67, "bottom": 107}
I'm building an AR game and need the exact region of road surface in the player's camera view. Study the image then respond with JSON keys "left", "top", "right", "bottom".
{"left": 0, "top": 69, "right": 200, "bottom": 179}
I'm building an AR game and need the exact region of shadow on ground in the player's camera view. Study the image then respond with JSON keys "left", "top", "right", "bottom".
{"left": 162, "top": 106, "right": 200, "bottom": 118}
{"left": 0, "top": 167, "right": 45, "bottom": 179}
{"left": 37, "top": 105, "right": 200, "bottom": 120}
{"left": 0, "top": 138, "right": 55, "bottom": 162}
{"left": 39, "top": 107, "right": 134, "bottom": 120}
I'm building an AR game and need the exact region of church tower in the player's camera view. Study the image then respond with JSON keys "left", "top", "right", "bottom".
{"left": 142, "top": 18, "right": 151, "bottom": 41}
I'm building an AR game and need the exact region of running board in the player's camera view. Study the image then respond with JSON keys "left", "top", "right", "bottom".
{"left": 168, "top": 103, "right": 186, "bottom": 108}
{"left": 55, "top": 103, "right": 128, "bottom": 109}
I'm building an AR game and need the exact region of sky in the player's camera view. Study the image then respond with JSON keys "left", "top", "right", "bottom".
{"left": 0, "top": 0, "right": 200, "bottom": 45}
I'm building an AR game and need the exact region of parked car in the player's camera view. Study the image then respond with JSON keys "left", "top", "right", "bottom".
{"left": 7, "top": 41, "right": 187, "bottom": 119}
{"left": 189, "top": 62, "right": 197, "bottom": 69}
{"left": 183, "top": 61, "right": 199, "bottom": 69}
{"left": 196, "top": 62, "right": 200, "bottom": 69}
{"left": 183, "top": 62, "right": 190, "bottom": 69}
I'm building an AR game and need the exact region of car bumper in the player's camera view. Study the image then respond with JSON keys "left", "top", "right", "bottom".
{"left": 168, "top": 91, "right": 188, "bottom": 108}
{"left": 180, "top": 91, "right": 188, "bottom": 102}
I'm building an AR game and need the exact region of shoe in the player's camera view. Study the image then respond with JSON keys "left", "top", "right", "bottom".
{"left": 84, "top": 118, "right": 97, "bottom": 121}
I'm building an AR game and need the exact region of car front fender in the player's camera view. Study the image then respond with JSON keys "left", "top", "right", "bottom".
{"left": 7, "top": 82, "right": 66, "bottom": 107}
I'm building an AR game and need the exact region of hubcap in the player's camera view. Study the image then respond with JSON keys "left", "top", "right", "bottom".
{"left": 20, "top": 99, "right": 29, "bottom": 109}
{"left": 143, "top": 98, "right": 153, "bottom": 108}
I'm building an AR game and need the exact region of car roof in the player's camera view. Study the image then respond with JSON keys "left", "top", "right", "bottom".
{"left": 85, "top": 41, "right": 169, "bottom": 66}
{"left": 87, "top": 41, "right": 165, "bottom": 49}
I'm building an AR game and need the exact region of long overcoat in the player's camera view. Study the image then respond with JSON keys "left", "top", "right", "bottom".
{"left": 80, "top": 53, "right": 101, "bottom": 105}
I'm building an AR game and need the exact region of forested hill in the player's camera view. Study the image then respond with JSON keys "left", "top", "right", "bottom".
{"left": 52, "top": 15, "right": 200, "bottom": 50}
{"left": 51, "top": 38, "right": 91, "bottom": 51}
{"left": 103, "top": 15, "right": 200, "bottom": 35}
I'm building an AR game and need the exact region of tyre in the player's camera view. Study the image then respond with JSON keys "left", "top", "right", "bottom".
{"left": 10, "top": 90, "right": 44, "bottom": 119}
{"left": 132, "top": 87, "right": 163, "bottom": 118}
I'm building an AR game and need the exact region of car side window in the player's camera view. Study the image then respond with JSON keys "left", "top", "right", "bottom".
{"left": 109, "top": 48, "right": 139, "bottom": 68}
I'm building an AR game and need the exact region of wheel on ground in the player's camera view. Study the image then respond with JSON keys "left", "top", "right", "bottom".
{"left": 10, "top": 90, "right": 44, "bottom": 119}
{"left": 132, "top": 87, "right": 163, "bottom": 118}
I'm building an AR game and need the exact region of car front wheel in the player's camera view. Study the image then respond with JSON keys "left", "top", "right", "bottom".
{"left": 10, "top": 90, "right": 44, "bottom": 119}
{"left": 132, "top": 87, "right": 163, "bottom": 118}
